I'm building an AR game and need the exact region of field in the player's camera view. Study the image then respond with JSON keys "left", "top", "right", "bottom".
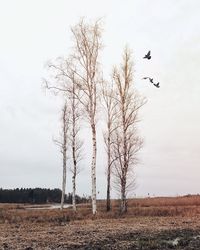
{"left": 1, "top": 195, "right": 200, "bottom": 249}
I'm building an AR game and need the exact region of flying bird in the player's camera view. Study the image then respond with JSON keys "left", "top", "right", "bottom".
{"left": 142, "top": 77, "right": 153, "bottom": 83}
{"left": 143, "top": 50, "right": 151, "bottom": 60}
{"left": 153, "top": 82, "right": 160, "bottom": 88}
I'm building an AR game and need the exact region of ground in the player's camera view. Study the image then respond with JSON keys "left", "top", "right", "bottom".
{"left": 1, "top": 216, "right": 200, "bottom": 249}
{"left": 1, "top": 197, "right": 200, "bottom": 249}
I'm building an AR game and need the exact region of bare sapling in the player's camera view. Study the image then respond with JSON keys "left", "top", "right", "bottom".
{"left": 101, "top": 81, "right": 118, "bottom": 211}
{"left": 53, "top": 101, "right": 70, "bottom": 210}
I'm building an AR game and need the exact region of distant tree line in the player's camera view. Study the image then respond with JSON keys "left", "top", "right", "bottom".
{"left": 0, "top": 188, "right": 89, "bottom": 204}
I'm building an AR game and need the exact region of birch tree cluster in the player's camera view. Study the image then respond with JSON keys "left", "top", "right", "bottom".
{"left": 45, "top": 18, "right": 145, "bottom": 214}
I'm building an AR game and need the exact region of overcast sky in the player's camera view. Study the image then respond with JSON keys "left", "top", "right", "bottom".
{"left": 0, "top": 0, "right": 200, "bottom": 198}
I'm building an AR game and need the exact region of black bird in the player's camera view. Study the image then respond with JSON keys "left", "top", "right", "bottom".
{"left": 153, "top": 82, "right": 160, "bottom": 88}
{"left": 142, "top": 77, "right": 153, "bottom": 83}
{"left": 143, "top": 50, "right": 151, "bottom": 60}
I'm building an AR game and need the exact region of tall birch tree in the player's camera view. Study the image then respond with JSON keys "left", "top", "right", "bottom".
{"left": 112, "top": 47, "right": 145, "bottom": 213}
{"left": 44, "top": 18, "right": 103, "bottom": 214}
{"left": 69, "top": 19, "right": 103, "bottom": 214}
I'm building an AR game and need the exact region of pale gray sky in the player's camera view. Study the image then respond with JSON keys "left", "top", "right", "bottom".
{"left": 0, "top": 0, "right": 200, "bottom": 198}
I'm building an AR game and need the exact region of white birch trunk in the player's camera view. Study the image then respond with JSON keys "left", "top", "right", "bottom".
{"left": 60, "top": 104, "right": 68, "bottom": 210}
{"left": 61, "top": 148, "right": 67, "bottom": 210}
{"left": 106, "top": 135, "right": 111, "bottom": 211}
{"left": 91, "top": 123, "right": 97, "bottom": 215}
{"left": 72, "top": 135, "right": 77, "bottom": 211}
{"left": 72, "top": 174, "right": 76, "bottom": 211}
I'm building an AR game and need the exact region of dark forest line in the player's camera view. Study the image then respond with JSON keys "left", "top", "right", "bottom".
{"left": 0, "top": 188, "right": 89, "bottom": 204}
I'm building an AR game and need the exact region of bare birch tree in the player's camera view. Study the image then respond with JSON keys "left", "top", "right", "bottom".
{"left": 101, "top": 82, "right": 118, "bottom": 211}
{"left": 112, "top": 47, "right": 145, "bottom": 213}
{"left": 44, "top": 17, "right": 102, "bottom": 213}
{"left": 44, "top": 18, "right": 103, "bottom": 214}
{"left": 54, "top": 101, "right": 70, "bottom": 210}
{"left": 45, "top": 59, "right": 83, "bottom": 212}
{"left": 69, "top": 81, "right": 83, "bottom": 212}
{"left": 67, "top": 19, "right": 103, "bottom": 215}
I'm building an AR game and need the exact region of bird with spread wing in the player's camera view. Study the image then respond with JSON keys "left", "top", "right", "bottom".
{"left": 143, "top": 50, "right": 151, "bottom": 60}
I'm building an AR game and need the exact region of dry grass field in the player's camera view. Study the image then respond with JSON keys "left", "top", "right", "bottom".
{"left": 1, "top": 195, "right": 200, "bottom": 249}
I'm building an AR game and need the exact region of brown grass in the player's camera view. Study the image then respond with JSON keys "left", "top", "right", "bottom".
{"left": 127, "top": 195, "right": 200, "bottom": 207}
{"left": 1, "top": 195, "right": 200, "bottom": 224}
